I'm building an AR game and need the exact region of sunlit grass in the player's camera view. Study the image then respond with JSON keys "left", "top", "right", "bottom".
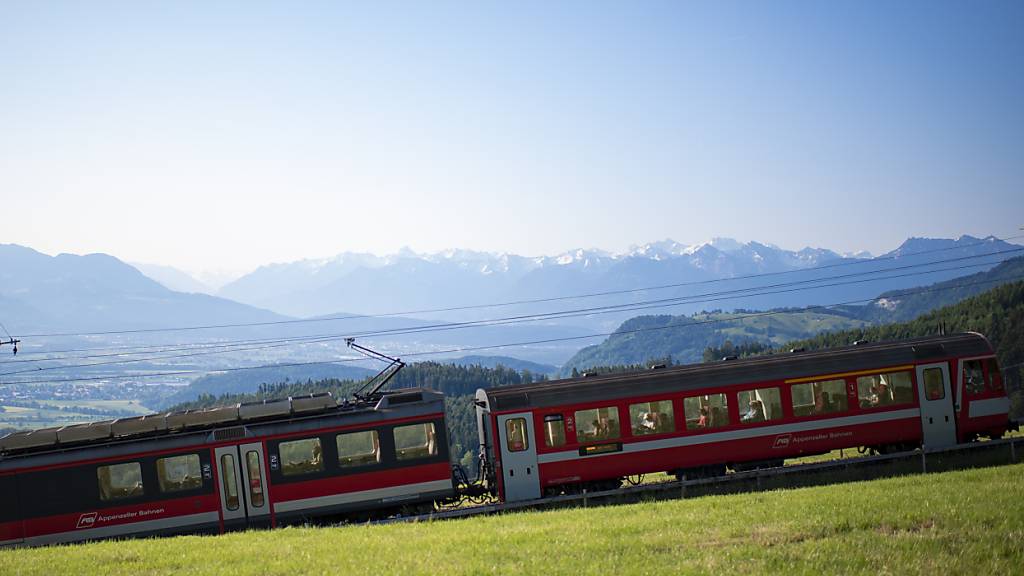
{"left": 2, "top": 463, "right": 1021, "bottom": 575}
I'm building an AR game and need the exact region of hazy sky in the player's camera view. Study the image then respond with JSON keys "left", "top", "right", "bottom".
{"left": 1, "top": 1, "right": 1021, "bottom": 274}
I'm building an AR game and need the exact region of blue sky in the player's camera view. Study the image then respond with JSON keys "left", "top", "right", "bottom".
{"left": 1, "top": 1, "right": 1021, "bottom": 273}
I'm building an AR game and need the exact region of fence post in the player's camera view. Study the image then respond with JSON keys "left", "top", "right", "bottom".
{"left": 582, "top": 488, "right": 588, "bottom": 508}
{"left": 921, "top": 449, "right": 927, "bottom": 474}
{"left": 1011, "top": 438, "right": 1017, "bottom": 464}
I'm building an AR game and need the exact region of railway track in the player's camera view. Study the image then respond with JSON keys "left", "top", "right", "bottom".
{"left": 382, "top": 436, "right": 1023, "bottom": 525}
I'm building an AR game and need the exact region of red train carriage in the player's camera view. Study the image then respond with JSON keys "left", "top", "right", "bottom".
{"left": 0, "top": 389, "right": 454, "bottom": 547}
{"left": 475, "top": 333, "right": 1013, "bottom": 502}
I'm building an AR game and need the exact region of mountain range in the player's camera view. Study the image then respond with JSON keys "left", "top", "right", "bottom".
{"left": 211, "top": 235, "right": 1020, "bottom": 326}
{"left": 1, "top": 235, "right": 1019, "bottom": 368}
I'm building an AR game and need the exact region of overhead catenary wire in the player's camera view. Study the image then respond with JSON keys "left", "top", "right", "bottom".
{"left": 10, "top": 234, "right": 1024, "bottom": 340}
{"left": 2, "top": 273, "right": 1021, "bottom": 387}
{"left": 0, "top": 254, "right": 1016, "bottom": 377}
{"left": 4, "top": 245, "right": 1022, "bottom": 367}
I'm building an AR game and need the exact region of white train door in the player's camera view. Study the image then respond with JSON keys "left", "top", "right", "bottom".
{"left": 497, "top": 412, "right": 541, "bottom": 502}
{"left": 215, "top": 443, "right": 271, "bottom": 528}
{"left": 916, "top": 363, "right": 957, "bottom": 449}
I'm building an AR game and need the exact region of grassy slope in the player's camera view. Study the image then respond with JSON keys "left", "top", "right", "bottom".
{"left": 3, "top": 464, "right": 1022, "bottom": 576}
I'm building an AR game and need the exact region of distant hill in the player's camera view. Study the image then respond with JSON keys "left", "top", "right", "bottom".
{"left": 856, "top": 256, "right": 1024, "bottom": 323}
{"left": 0, "top": 244, "right": 287, "bottom": 335}
{"left": 131, "top": 262, "right": 214, "bottom": 295}
{"left": 559, "top": 256, "right": 1024, "bottom": 375}
{"left": 156, "top": 363, "right": 377, "bottom": 409}
{"left": 561, "top": 310, "right": 868, "bottom": 375}
{"left": 448, "top": 355, "right": 557, "bottom": 375}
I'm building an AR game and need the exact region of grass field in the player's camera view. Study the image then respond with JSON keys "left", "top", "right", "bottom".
{"left": 1, "top": 463, "right": 1022, "bottom": 576}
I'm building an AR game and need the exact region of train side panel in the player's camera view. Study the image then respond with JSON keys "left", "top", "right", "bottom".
{"left": 0, "top": 473, "right": 22, "bottom": 546}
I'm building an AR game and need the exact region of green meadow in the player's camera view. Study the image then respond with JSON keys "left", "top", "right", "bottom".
{"left": 2, "top": 463, "right": 1022, "bottom": 575}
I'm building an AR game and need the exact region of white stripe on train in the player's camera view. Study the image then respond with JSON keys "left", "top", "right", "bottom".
{"left": 272, "top": 479, "right": 454, "bottom": 514}
{"left": 20, "top": 511, "right": 220, "bottom": 547}
{"left": 537, "top": 408, "right": 921, "bottom": 464}
{"left": 968, "top": 397, "right": 1011, "bottom": 418}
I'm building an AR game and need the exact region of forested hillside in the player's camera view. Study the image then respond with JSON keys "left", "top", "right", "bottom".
{"left": 563, "top": 256, "right": 1024, "bottom": 373}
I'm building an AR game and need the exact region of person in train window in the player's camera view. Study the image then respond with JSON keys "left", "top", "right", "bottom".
{"left": 641, "top": 411, "right": 658, "bottom": 432}
{"left": 813, "top": 392, "right": 826, "bottom": 415}
{"left": 509, "top": 424, "right": 525, "bottom": 451}
{"left": 870, "top": 382, "right": 890, "bottom": 406}
{"left": 742, "top": 400, "right": 765, "bottom": 423}
{"left": 697, "top": 406, "right": 709, "bottom": 428}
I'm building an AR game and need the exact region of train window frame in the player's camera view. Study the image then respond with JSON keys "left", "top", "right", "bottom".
{"left": 856, "top": 370, "right": 914, "bottom": 409}
{"left": 394, "top": 422, "right": 438, "bottom": 461}
{"left": 791, "top": 379, "right": 848, "bottom": 417}
{"left": 97, "top": 461, "right": 144, "bottom": 502}
{"left": 245, "top": 450, "right": 265, "bottom": 508}
{"left": 963, "top": 360, "right": 986, "bottom": 396}
{"left": 543, "top": 414, "right": 566, "bottom": 448}
{"left": 279, "top": 437, "right": 325, "bottom": 477}
{"left": 156, "top": 453, "right": 203, "bottom": 494}
{"left": 737, "top": 387, "right": 783, "bottom": 424}
{"left": 574, "top": 406, "right": 621, "bottom": 443}
{"left": 683, "top": 393, "right": 730, "bottom": 431}
{"left": 336, "top": 430, "right": 381, "bottom": 468}
{"left": 987, "top": 359, "right": 1004, "bottom": 392}
{"left": 923, "top": 368, "right": 945, "bottom": 401}
{"left": 220, "top": 454, "right": 240, "bottom": 511}
{"left": 628, "top": 400, "right": 675, "bottom": 436}
{"left": 505, "top": 418, "right": 529, "bottom": 452}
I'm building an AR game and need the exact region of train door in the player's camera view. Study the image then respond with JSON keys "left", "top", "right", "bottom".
{"left": 214, "top": 443, "right": 272, "bottom": 530}
{"left": 496, "top": 412, "right": 541, "bottom": 502}
{"left": 238, "top": 442, "right": 271, "bottom": 527}
{"left": 916, "top": 363, "right": 957, "bottom": 449}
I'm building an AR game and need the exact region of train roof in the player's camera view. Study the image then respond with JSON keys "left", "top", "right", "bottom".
{"left": 480, "top": 332, "right": 994, "bottom": 412}
{"left": 0, "top": 388, "right": 443, "bottom": 464}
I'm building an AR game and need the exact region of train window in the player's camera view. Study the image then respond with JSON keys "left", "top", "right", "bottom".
{"left": 923, "top": 368, "right": 945, "bottom": 400}
{"left": 791, "top": 379, "right": 848, "bottom": 417}
{"left": 963, "top": 361, "right": 986, "bottom": 396}
{"left": 683, "top": 394, "right": 730, "bottom": 430}
{"left": 505, "top": 418, "right": 529, "bottom": 452}
{"left": 543, "top": 415, "right": 566, "bottom": 448}
{"left": 156, "top": 454, "right": 203, "bottom": 493}
{"left": 279, "top": 438, "right": 324, "bottom": 476}
{"left": 574, "top": 406, "right": 620, "bottom": 442}
{"left": 856, "top": 371, "right": 914, "bottom": 408}
{"left": 337, "top": 430, "right": 381, "bottom": 467}
{"left": 394, "top": 423, "right": 438, "bottom": 460}
{"left": 629, "top": 400, "right": 675, "bottom": 435}
{"left": 738, "top": 387, "right": 782, "bottom": 424}
{"left": 220, "top": 454, "right": 240, "bottom": 511}
{"left": 97, "top": 462, "right": 143, "bottom": 501}
{"left": 987, "top": 359, "right": 1004, "bottom": 392}
{"left": 245, "top": 451, "right": 265, "bottom": 508}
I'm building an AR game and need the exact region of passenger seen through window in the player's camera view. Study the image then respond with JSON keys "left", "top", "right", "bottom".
{"left": 963, "top": 361, "right": 986, "bottom": 396}
{"left": 574, "top": 407, "right": 620, "bottom": 442}
{"left": 791, "top": 379, "right": 847, "bottom": 416}
{"left": 683, "top": 394, "right": 729, "bottom": 430}
{"left": 738, "top": 387, "right": 782, "bottom": 423}
{"left": 856, "top": 371, "right": 913, "bottom": 408}
{"left": 629, "top": 400, "right": 675, "bottom": 435}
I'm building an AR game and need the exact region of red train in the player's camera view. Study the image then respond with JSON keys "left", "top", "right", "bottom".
{"left": 0, "top": 389, "right": 453, "bottom": 546}
{"left": 474, "top": 332, "right": 1013, "bottom": 502}
{"left": 0, "top": 332, "right": 1015, "bottom": 545}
